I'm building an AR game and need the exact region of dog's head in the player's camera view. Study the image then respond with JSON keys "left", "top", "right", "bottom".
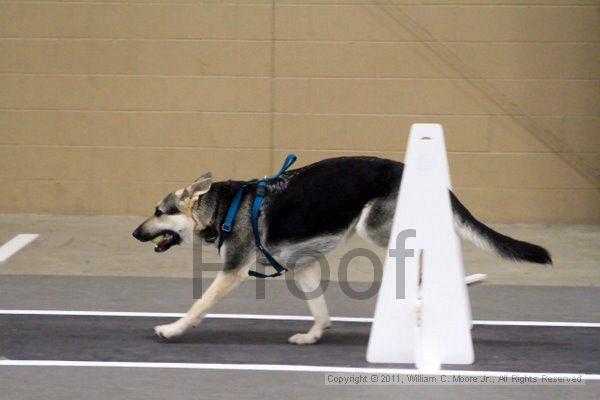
{"left": 132, "top": 172, "right": 212, "bottom": 252}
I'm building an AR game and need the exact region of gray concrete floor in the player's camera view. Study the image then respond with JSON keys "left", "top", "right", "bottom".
{"left": 0, "top": 214, "right": 598, "bottom": 286}
{"left": 3, "top": 307, "right": 599, "bottom": 372}
{"left": 1, "top": 275, "right": 599, "bottom": 400}
{"left": 1, "top": 276, "right": 599, "bottom": 322}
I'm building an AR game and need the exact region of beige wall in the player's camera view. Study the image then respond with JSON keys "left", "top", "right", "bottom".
{"left": 0, "top": 1, "right": 598, "bottom": 222}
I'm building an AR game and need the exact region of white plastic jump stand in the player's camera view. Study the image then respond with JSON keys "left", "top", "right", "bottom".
{"left": 366, "top": 124, "right": 474, "bottom": 371}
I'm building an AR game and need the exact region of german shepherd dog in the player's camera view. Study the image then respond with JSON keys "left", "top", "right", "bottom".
{"left": 133, "top": 156, "right": 551, "bottom": 344}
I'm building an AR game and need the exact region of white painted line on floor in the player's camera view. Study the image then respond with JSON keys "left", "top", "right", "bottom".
{"left": 0, "top": 310, "right": 186, "bottom": 318}
{"left": 0, "top": 360, "right": 598, "bottom": 380}
{"left": 1, "top": 309, "right": 599, "bottom": 328}
{"left": 0, "top": 234, "right": 38, "bottom": 263}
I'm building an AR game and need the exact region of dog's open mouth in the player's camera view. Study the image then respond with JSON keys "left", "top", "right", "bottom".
{"left": 151, "top": 231, "right": 181, "bottom": 253}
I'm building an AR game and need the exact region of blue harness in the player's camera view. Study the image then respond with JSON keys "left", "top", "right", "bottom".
{"left": 217, "top": 154, "right": 297, "bottom": 278}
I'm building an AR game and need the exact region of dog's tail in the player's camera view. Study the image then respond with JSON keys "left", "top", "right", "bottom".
{"left": 450, "top": 191, "right": 552, "bottom": 265}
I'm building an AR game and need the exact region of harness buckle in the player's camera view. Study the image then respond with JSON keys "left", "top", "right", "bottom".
{"left": 256, "top": 186, "right": 266, "bottom": 196}
{"left": 221, "top": 223, "right": 232, "bottom": 232}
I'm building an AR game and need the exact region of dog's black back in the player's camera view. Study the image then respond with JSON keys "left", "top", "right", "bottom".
{"left": 265, "top": 156, "right": 403, "bottom": 244}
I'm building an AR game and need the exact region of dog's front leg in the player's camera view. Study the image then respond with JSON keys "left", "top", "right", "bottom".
{"left": 288, "top": 263, "right": 331, "bottom": 345}
{"left": 154, "top": 267, "right": 248, "bottom": 339}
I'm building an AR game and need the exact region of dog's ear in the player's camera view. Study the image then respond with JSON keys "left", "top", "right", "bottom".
{"left": 184, "top": 172, "right": 212, "bottom": 200}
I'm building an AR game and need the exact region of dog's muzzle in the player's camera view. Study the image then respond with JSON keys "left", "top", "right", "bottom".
{"left": 132, "top": 226, "right": 144, "bottom": 241}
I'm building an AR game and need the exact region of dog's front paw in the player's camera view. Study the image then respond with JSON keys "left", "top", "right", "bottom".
{"left": 154, "top": 321, "right": 188, "bottom": 339}
{"left": 288, "top": 332, "right": 321, "bottom": 345}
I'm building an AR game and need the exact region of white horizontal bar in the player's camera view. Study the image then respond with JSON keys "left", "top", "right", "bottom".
{"left": 0, "top": 309, "right": 598, "bottom": 328}
{"left": 0, "top": 360, "right": 597, "bottom": 381}
{"left": 0, "top": 234, "right": 38, "bottom": 263}
{"left": 465, "top": 273, "right": 487, "bottom": 285}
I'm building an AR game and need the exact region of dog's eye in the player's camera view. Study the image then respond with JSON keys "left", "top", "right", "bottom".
{"left": 154, "top": 208, "right": 163, "bottom": 217}
{"left": 164, "top": 205, "right": 180, "bottom": 215}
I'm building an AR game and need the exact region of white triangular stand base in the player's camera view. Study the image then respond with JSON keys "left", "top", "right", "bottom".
{"left": 366, "top": 124, "right": 474, "bottom": 369}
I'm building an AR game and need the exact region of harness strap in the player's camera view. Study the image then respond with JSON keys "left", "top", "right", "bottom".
{"left": 217, "top": 154, "right": 297, "bottom": 278}
{"left": 268, "top": 154, "right": 297, "bottom": 182}
{"left": 216, "top": 185, "right": 245, "bottom": 251}
{"left": 248, "top": 181, "right": 287, "bottom": 278}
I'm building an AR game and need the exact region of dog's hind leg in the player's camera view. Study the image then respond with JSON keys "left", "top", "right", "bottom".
{"left": 154, "top": 267, "right": 248, "bottom": 339}
{"left": 356, "top": 197, "right": 396, "bottom": 248}
{"left": 288, "top": 262, "right": 331, "bottom": 345}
